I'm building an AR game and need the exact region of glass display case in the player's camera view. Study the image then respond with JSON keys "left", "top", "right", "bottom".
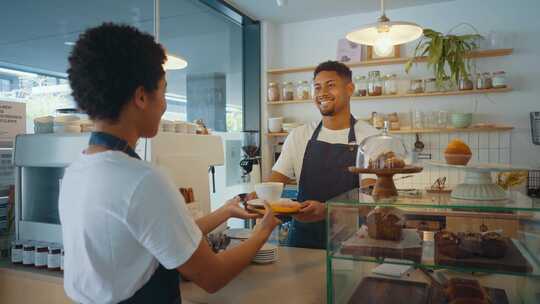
{"left": 326, "top": 189, "right": 540, "bottom": 304}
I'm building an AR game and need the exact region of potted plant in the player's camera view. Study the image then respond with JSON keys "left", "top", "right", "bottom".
{"left": 405, "top": 27, "right": 483, "bottom": 88}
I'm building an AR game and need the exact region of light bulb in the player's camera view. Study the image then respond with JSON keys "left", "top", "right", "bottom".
{"left": 163, "top": 54, "right": 188, "bottom": 70}
{"left": 373, "top": 34, "right": 393, "bottom": 57}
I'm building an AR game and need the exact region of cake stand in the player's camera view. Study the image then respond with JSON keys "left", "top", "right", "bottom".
{"left": 349, "top": 166, "right": 423, "bottom": 201}
{"left": 424, "top": 161, "right": 531, "bottom": 201}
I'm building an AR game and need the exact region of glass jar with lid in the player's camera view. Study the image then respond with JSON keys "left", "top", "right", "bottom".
{"left": 354, "top": 75, "right": 368, "bottom": 97}
{"left": 282, "top": 82, "right": 295, "bottom": 101}
{"left": 267, "top": 82, "right": 280, "bottom": 102}
{"left": 383, "top": 74, "right": 398, "bottom": 95}
{"left": 459, "top": 74, "right": 474, "bottom": 90}
{"left": 409, "top": 79, "right": 424, "bottom": 94}
{"left": 424, "top": 78, "right": 438, "bottom": 93}
{"left": 34, "top": 242, "right": 48, "bottom": 268}
{"left": 47, "top": 245, "right": 62, "bottom": 271}
{"left": 492, "top": 71, "right": 507, "bottom": 88}
{"left": 296, "top": 80, "right": 311, "bottom": 100}
{"left": 367, "top": 71, "right": 383, "bottom": 96}
{"left": 11, "top": 241, "right": 23, "bottom": 264}
{"left": 442, "top": 76, "right": 456, "bottom": 92}
{"left": 482, "top": 72, "right": 493, "bottom": 89}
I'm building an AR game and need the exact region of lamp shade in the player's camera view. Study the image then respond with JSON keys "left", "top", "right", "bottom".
{"left": 346, "top": 21, "right": 423, "bottom": 46}
{"left": 164, "top": 54, "right": 188, "bottom": 70}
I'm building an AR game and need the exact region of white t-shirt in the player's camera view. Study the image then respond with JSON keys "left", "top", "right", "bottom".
{"left": 273, "top": 120, "right": 379, "bottom": 181}
{"left": 59, "top": 151, "right": 202, "bottom": 304}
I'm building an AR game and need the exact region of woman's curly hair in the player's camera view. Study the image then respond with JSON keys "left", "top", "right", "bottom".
{"left": 68, "top": 22, "right": 166, "bottom": 121}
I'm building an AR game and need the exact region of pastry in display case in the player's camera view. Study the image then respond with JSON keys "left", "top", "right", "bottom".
{"left": 326, "top": 188, "right": 540, "bottom": 304}
{"left": 365, "top": 207, "right": 404, "bottom": 241}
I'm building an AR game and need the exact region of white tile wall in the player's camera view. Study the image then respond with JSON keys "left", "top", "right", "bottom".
{"left": 394, "top": 131, "right": 512, "bottom": 190}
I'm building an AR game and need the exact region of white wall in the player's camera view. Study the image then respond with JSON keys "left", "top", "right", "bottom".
{"left": 261, "top": 0, "right": 540, "bottom": 179}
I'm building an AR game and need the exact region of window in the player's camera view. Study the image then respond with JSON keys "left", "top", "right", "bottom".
{"left": 0, "top": 0, "right": 253, "bottom": 134}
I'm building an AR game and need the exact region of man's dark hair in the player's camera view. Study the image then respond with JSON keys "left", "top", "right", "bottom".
{"left": 68, "top": 22, "right": 166, "bottom": 121}
{"left": 313, "top": 60, "right": 352, "bottom": 82}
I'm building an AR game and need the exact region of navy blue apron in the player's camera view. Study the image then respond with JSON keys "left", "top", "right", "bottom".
{"left": 89, "top": 132, "right": 181, "bottom": 304}
{"left": 286, "top": 117, "right": 359, "bottom": 249}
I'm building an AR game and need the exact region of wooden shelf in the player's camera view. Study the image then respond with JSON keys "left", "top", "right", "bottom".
{"left": 266, "top": 48, "right": 513, "bottom": 74}
{"left": 268, "top": 132, "right": 289, "bottom": 137}
{"left": 267, "top": 125, "right": 514, "bottom": 137}
{"left": 390, "top": 126, "right": 514, "bottom": 134}
{"left": 267, "top": 87, "right": 512, "bottom": 105}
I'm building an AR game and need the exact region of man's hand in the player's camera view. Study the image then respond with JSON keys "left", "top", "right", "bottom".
{"left": 293, "top": 200, "right": 326, "bottom": 222}
{"left": 223, "top": 196, "right": 261, "bottom": 220}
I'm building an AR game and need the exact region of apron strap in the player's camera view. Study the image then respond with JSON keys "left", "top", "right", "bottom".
{"left": 310, "top": 115, "right": 357, "bottom": 143}
{"left": 89, "top": 131, "right": 141, "bottom": 160}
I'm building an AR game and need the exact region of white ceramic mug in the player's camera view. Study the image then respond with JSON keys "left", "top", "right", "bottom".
{"left": 268, "top": 117, "right": 283, "bottom": 133}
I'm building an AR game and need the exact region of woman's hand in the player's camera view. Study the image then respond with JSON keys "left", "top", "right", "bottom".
{"left": 223, "top": 196, "right": 261, "bottom": 220}
{"left": 253, "top": 202, "right": 281, "bottom": 236}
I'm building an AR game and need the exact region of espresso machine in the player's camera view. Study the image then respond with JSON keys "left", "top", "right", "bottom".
{"left": 239, "top": 130, "right": 261, "bottom": 184}
{"left": 14, "top": 131, "right": 225, "bottom": 244}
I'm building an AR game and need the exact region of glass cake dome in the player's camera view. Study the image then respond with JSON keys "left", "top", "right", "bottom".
{"left": 356, "top": 121, "right": 408, "bottom": 169}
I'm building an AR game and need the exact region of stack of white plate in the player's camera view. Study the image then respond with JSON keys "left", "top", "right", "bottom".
{"left": 252, "top": 243, "right": 278, "bottom": 264}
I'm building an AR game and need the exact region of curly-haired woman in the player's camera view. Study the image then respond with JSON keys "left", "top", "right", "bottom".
{"left": 59, "top": 23, "right": 279, "bottom": 304}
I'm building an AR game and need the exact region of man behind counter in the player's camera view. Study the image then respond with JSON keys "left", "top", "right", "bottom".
{"left": 269, "top": 61, "right": 378, "bottom": 249}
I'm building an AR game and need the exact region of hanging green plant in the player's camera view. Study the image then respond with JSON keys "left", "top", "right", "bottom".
{"left": 405, "top": 27, "right": 483, "bottom": 87}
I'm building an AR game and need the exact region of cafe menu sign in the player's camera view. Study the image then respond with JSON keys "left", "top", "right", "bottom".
{"left": 0, "top": 99, "right": 25, "bottom": 189}
{"left": 0, "top": 99, "right": 26, "bottom": 145}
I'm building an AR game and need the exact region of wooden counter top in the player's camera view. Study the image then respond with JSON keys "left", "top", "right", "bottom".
{"left": 181, "top": 246, "right": 326, "bottom": 304}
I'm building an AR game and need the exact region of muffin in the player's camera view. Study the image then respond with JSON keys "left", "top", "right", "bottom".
{"left": 435, "top": 231, "right": 467, "bottom": 258}
{"left": 444, "top": 139, "right": 472, "bottom": 165}
{"left": 481, "top": 232, "right": 507, "bottom": 258}
{"left": 458, "top": 232, "right": 483, "bottom": 256}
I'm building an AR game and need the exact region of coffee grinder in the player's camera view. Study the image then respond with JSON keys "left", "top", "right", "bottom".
{"left": 240, "top": 130, "right": 261, "bottom": 184}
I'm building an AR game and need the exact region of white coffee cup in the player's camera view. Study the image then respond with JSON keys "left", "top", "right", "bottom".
{"left": 254, "top": 182, "right": 284, "bottom": 202}
{"left": 268, "top": 117, "right": 283, "bottom": 133}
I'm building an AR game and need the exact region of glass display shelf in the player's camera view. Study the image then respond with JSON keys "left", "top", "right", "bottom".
{"left": 328, "top": 188, "right": 540, "bottom": 213}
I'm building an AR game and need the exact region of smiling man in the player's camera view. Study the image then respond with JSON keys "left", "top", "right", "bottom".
{"left": 269, "top": 60, "right": 378, "bottom": 249}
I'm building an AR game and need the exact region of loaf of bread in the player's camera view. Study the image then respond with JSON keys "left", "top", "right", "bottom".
{"left": 366, "top": 207, "right": 404, "bottom": 241}
{"left": 446, "top": 278, "right": 489, "bottom": 304}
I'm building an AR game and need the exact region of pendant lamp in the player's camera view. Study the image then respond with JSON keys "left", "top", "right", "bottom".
{"left": 163, "top": 54, "right": 188, "bottom": 70}
{"left": 346, "top": 0, "right": 423, "bottom": 56}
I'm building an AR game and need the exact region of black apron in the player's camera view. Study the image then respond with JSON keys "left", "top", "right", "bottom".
{"left": 89, "top": 132, "right": 181, "bottom": 304}
{"left": 286, "top": 117, "right": 359, "bottom": 249}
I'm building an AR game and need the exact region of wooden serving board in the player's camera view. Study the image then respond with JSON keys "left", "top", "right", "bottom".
{"left": 430, "top": 285, "right": 509, "bottom": 304}
{"left": 341, "top": 244, "right": 423, "bottom": 263}
{"left": 348, "top": 165, "right": 423, "bottom": 175}
{"left": 435, "top": 238, "right": 533, "bottom": 273}
{"left": 347, "top": 277, "right": 430, "bottom": 304}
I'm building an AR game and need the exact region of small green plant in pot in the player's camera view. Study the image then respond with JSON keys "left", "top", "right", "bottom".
{"left": 405, "top": 27, "right": 483, "bottom": 88}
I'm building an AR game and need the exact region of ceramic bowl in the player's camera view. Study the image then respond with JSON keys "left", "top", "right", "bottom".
{"left": 444, "top": 153, "right": 472, "bottom": 166}
{"left": 451, "top": 113, "right": 473, "bottom": 128}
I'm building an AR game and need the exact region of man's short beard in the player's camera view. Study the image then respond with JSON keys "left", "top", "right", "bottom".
{"left": 320, "top": 109, "right": 335, "bottom": 116}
